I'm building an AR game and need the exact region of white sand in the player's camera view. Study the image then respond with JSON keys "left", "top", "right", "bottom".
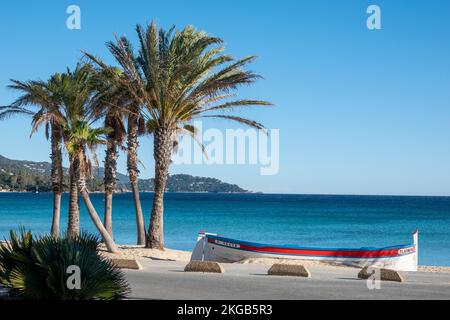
{"left": 99, "top": 244, "right": 191, "bottom": 262}
{"left": 418, "top": 265, "right": 450, "bottom": 273}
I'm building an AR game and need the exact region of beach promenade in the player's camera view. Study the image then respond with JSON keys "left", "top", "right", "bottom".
{"left": 1, "top": 250, "right": 449, "bottom": 300}
{"left": 124, "top": 259, "right": 450, "bottom": 300}
{"left": 125, "top": 259, "right": 450, "bottom": 300}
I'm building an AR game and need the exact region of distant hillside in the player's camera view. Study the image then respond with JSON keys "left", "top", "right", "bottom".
{"left": 0, "top": 154, "right": 53, "bottom": 175}
{"left": 0, "top": 155, "right": 248, "bottom": 193}
{"left": 0, "top": 155, "right": 54, "bottom": 192}
{"left": 138, "top": 174, "right": 246, "bottom": 193}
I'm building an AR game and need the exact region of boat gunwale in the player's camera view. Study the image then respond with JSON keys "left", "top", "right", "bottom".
{"left": 205, "top": 234, "right": 415, "bottom": 253}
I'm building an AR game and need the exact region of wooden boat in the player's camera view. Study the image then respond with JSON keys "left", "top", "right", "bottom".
{"left": 191, "top": 229, "right": 418, "bottom": 271}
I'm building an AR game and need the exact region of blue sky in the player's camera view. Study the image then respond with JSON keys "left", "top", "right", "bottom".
{"left": 1, "top": 0, "right": 450, "bottom": 195}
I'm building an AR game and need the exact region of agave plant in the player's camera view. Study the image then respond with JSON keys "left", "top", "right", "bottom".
{"left": 0, "top": 228, "right": 129, "bottom": 300}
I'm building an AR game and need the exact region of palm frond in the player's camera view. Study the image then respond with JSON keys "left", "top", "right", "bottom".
{"left": 202, "top": 115, "right": 266, "bottom": 131}
{"left": 86, "top": 22, "right": 271, "bottom": 165}
{"left": 176, "top": 124, "right": 208, "bottom": 159}
{"left": 0, "top": 106, "right": 34, "bottom": 121}
{"left": 196, "top": 99, "right": 273, "bottom": 114}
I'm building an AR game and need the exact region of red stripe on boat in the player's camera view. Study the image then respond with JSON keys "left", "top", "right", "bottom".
{"left": 207, "top": 238, "right": 413, "bottom": 258}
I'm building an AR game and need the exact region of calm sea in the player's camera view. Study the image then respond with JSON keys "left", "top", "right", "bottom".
{"left": 0, "top": 193, "right": 449, "bottom": 266}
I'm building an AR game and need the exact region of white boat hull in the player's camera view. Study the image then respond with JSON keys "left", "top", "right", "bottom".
{"left": 191, "top": 230, "right": 419, "bottom": 271}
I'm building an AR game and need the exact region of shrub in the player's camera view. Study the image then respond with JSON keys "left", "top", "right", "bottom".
{"left": 0, "top": 228, "right": 129, "bottom": 300}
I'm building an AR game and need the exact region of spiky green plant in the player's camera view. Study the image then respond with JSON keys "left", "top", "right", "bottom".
{"left": 0, "top": 228, "right": 129, "bottom": 300}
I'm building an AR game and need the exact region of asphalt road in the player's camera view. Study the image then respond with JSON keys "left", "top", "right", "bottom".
{"left": 124, "top": 260, "right": 450, "bottom": 300}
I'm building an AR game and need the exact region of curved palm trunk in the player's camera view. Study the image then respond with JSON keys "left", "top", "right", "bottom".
{"left": 104, "top": 119, "right": 118, "bottom": 238}
{"left": 76, "top": 154, "right": 118, "bottom": 253}
{"left": 147, "top": 126, "right": 174, "bottom": 250}
{"left": 50, "top": 125, "right": 63, "bottom": 238}
{"left": 67, "top": 156, "right": 80, "bottom": 238}
{"left": 127, "top": 114, "right": 146, "bottom": 245}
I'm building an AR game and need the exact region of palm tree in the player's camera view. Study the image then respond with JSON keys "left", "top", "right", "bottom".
{"left": 90, "top": 68, "right": 128, "bottom": 239}
{"left": 126, "top": 103, "right": 147, "bottom": 245}
{"left": 0, "top": 78, "right": 65, "bottom": 238}
{"left": 102, "top": 107, "right": 124, "bottom": 239}
{"left": 86, "top": 55, "right": 146, "bottom": 245}
{"left": 86, "top": 22, "right": 272, "bottom": 249}
{"left": 63, "top": 120, "right": 118, "bottom": 253}
{"left": 58, "top": 64, "right": 118, "bottom": 253}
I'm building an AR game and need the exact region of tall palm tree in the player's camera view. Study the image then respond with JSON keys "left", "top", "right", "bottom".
{"left": 86, "top": 22, "right": 272, "bottom": 249}
{"left": 58, "top": 64, "right": 118, "bottom": 253}
{"left": 0, "top": 78, "right": 65, "bottom": 238}
{"left": 90, "top": 67, "right": 147, "bottom": 244}
{"left": 126, "top": 103, "right": 147, "bottom": 245}
{"left": 90, "top": 68, "right": 128, "bottom": 239}
{"left": 102, "top": 108, "right": 124, "bottom": 239}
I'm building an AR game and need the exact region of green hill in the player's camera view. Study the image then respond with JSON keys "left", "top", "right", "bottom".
{"left": 0, "top": 155, "right": 248, "bottom": 193}
{"left": 138, "top": 174, "right": 246, "bottom": 193}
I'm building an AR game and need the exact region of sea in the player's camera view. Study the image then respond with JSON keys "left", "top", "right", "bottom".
{"left": 0, "top": 192, "right": 449, "bottom": 266}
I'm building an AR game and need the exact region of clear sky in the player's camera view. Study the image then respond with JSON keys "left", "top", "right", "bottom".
{"left": 1, "top": 0, "right": 450, "bottom": 196}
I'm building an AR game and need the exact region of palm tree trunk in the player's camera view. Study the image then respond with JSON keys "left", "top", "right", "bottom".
{"left": 127, "top": 114, "right": 146, "bottom": 245}
{"left": 147, "top": 126, "right": 174, "bottom": 250}
{"left": 51, "top": 193, "right": 61, "bottom": 236}
{"left": 131, "top": 181, "right": 145, "bottom": 244}
{"left": 67, "top": 156, "right": 80, "bottom": 238}
{"left": 81, "top": 190, "right": 118, "bottom": 253}
{"left": 103, "top": 129, "right": 118, "bottom": 238}
{"left": 50, "top": 125, "right": 63, "bottom": 238}
{"left": 104, "top": 191, "right": 113, "bottom": 237}
{"left": 77, "top": 154, "right": 118, "bottom": 253}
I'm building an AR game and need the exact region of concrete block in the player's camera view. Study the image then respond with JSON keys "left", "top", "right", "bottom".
{"left": 184, "top": 261, "right": 225, "bottom": 273}
{"left": 268, "top": 264, "right": 311, "bottom": 277}
{"left": 110, "top": 258, "right": 142, "bottom": 270}
{"left": 358, "top": 267, "right": 405, "bottom": 283}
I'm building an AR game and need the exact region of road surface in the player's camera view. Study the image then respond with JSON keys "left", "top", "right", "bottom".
{"left": 124, "top": 259, "right": 450, "bottom": 300}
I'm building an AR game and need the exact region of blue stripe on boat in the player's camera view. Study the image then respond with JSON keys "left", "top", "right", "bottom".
{"left": 206, "top": 234, "right": 415, "bottom": 251}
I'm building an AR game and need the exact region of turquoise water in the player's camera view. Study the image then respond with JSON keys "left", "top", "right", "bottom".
{"left": 1, "top": 193, "right": 449, "bottom": 266}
